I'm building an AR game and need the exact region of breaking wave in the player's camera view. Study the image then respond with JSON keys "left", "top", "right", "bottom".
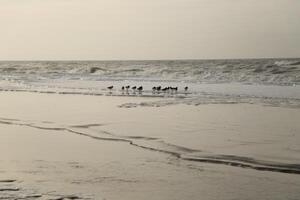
{"left": 0, "top": 59, "right": 299, "bottom": 108}
{"left": 0, "top": 59, "right": 299, "bottom": 85}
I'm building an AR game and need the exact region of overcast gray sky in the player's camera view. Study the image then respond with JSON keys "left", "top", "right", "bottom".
{"left": 0, "top": 0, "right": 299, "bottom": 60}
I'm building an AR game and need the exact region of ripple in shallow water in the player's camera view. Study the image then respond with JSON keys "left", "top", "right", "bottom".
{"left": 1, "top": 118, "right": 299, "bottom": 175}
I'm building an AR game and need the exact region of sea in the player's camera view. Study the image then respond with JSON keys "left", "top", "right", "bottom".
{"left": 1, "top": 58, "right": 300, "bottom": 199}
{"left": 0, "top": 58, "right": 299, "bottom": 108}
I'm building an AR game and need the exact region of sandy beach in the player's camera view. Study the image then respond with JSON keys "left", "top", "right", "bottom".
{"left": 0, "top": 91, "right": 299, "bottom": 199}
{"left": 1, "top": 0, "right": 300, "bottom": 199}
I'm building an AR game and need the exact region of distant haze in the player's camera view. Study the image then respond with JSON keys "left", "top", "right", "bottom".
{"left": 0, "top": 0, "right": 299, "bottom": 60}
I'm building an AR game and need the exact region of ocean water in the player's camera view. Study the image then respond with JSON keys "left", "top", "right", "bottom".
{"left": 0, "top": 59, "right": 299, "bottom": 108}
{"left": 0, "top": 59, "right": 299, "bottom": 84}
{"left": 1, "top": 59, "right": 300, "bottom": 199}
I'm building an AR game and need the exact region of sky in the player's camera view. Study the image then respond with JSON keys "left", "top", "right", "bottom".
{"left": 0, "top": 0, "right": 299, "bottom": 60}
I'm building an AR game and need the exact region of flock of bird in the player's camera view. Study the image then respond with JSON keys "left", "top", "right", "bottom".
{"left": 107, "top": 85, "right": 188, "bottom": 93}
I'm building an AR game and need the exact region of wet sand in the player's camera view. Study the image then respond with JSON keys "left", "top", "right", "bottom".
{"left": 0, "top": 92, "right": 300, "bottom": 199}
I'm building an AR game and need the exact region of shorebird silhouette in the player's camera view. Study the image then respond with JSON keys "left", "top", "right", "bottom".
{"left": 184, "top": 86, "right": 188, "bottom": 91}
{"left": 107, "top": 86, "right": 113, "bottom": 90}
{"left": 125, "top": 85, "right": 130, "bottom": 90}
{"left": 132, "top": 86, "right": 137, "bottom": 90}
{"left": 162, "top": 87, "right": 168, "bottom": 92}
{"left": 137, "top": 86, "right": 143, "bottom": 91}
{"left": 121, "top": 86, "right": 125, "bottom": 90}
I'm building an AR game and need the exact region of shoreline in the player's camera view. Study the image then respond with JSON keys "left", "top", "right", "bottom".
{"left": 0, "top": 91, "right": 300, "bottom": 199}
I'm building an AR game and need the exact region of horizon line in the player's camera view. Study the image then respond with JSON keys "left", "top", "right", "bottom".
{"left": 0, "top": 57, "right": 299, "bottom": 62}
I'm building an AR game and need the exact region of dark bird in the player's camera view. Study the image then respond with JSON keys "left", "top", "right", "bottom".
{"left": 107, "top": 86, "right": 113, "bottom": 90}
{"left": 132, "top": 86, "right": 137, "bottom": 90}
{"left": 152, "top": 86, "right": 156, "bottom": 91}
{"left": 121, "top": 86, "right": 125, "bottom": 90}
{"left": 137, "top": 86, "right": 143, "bottom": 91}
{"left": 171, "top": 87, "right": 178, "bottom": 91}
{"left": 156, "top": 86, "right": 161, "bottom": 91}
{"left": 162, "top": 87, "right": 168, "bottom": 91}
{"left": 125, "top": 85, "right": 130, "bottom": 89}
{"left": 184, "top": 86, "right": 188, "bottom": 91}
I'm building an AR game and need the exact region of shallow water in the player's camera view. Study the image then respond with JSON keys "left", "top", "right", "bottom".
{"left": 0, "top": 93, "right": 299, "bottom": 174}
{"left": 0, "top": 93, "right": 300, "bottom": 199}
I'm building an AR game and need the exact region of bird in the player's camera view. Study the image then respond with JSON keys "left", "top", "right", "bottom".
{"left": 137, "top": 86, "right": 143, "bottom": 91}
{"left": 121, "top": 86, "right": 125, "bottom": 90}
{"left": 171, "top": 87, "right": 178, "bottom": 92}
{"left": 107, "top": 86, "right": 113, "bottom": 90}
{"left": 162, "top": 87, "right": 168, "bottom": 92}
{"left": 152, "top": 86, "right": 156, "bottom": 91}
{"left": 184, "top": 86, "right": 188, "bottom": 91}
{"left": 156, "top": 86, "right": 161, "bottom": 91}
{"left": 132, "top": 86, "right": 137, "bottom": 90}
{"left": 125, "top": 85, "right": 130, "bottom": 90}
